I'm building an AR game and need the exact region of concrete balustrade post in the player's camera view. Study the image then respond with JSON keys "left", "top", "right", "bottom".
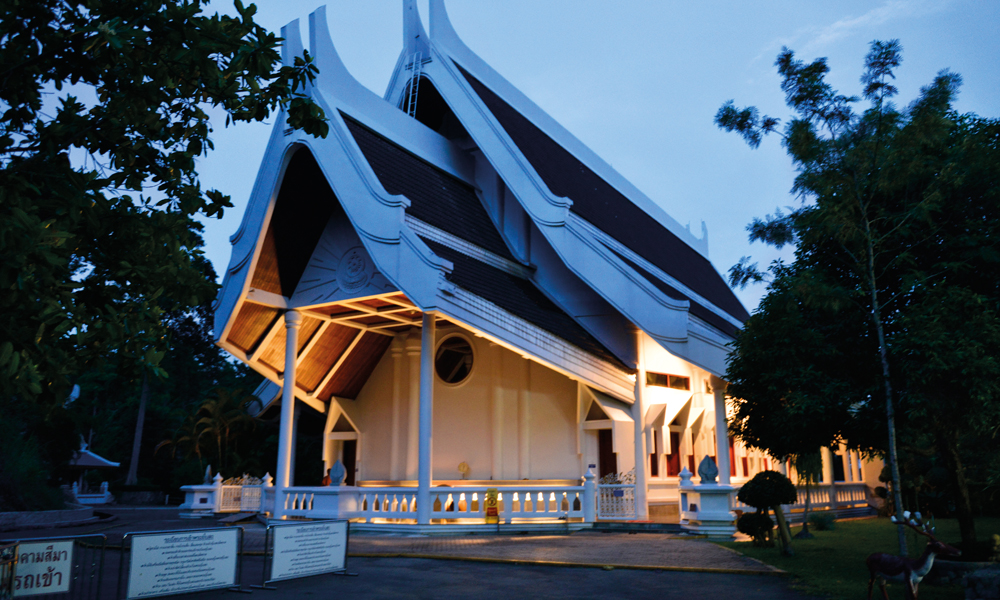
{"left": 212, "top": 473, "right": 223, "bottom": 513}
{"left": 582, "top": 467, "right": 597, "bottom": 523}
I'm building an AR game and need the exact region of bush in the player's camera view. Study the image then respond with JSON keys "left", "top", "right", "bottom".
{"left": 737, "top": 511, "right": 775, "bottom": 546}
{"left": 737, "top": 471, "right": 797, "bottom": 510}
{"left": 0, "top": 419, "right": 64, "bottom": 511}
{"left": 809, "top": 512, "right": 837, "bottom": 531}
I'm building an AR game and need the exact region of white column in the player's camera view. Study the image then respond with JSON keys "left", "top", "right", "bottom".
{"left": 518, "top": 358, "right": 531, "bottom": 480}
{"left": 289, "top": 402, "right": 300, "bottom": 485}
{"left": 490, "top": 342, "right": 503, "bottom": 480}
{"left": 711, "top": 375, "right": 731, "bottom": 485}
{"left": 389, "top": 336, "right": 404, "bottom": 481}
{"left": 274, "top": 309, "right": 301, "bottom": 519}
{"left": 416, "top": 313, "right": 435, "bottom": 525}
{"left": 821, "top": 446, "right": 834, "bottom": 484}
{"left": 405, "top": 328, "right": 421, "bottom": 480}
{"left": 630, "top": 331, "right": 649, "bottom": 520}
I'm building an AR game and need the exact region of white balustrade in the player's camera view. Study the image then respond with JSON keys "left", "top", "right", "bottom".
{"left": 273, "top": 484, "right": 587, "bottom": 524}
{"left": 730, "top": 481, "right": 870, "bottom": 514}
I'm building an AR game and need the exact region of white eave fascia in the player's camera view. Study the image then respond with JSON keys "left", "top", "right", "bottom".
{"left": 569, "top": 213, "right": 744, "bottom": 332}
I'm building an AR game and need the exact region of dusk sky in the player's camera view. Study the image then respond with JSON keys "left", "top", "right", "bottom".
{"left": 197, "top": 0, "right": 1000, "bottom": 312}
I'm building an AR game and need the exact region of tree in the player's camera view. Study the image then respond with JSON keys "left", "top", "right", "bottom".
{"left": 717, "top": 40, "right": 1000, "bottom": 551}
{"left": 737, "top": 471, "right": 798, "bottom": 555}
{"left": 0, "top": 0, "right": 327, "bottom": 407}
{"left": 194, "top": 387, "right": 261, "bottom": 474}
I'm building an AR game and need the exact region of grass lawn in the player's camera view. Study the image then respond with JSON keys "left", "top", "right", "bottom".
{"left": 717, "top": 516, "right": 1000, "bottom": 599}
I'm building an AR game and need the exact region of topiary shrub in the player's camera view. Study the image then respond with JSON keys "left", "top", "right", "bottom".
{"left": 737, "top": 471, "right": 798, "bottom": 511}
{"left": 737, "top": 511, "right": 775, "bottom": 546}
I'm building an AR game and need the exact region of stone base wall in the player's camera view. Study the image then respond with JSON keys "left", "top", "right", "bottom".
{"left": 965, "top": 566, "right": 1000, "bottom": 600}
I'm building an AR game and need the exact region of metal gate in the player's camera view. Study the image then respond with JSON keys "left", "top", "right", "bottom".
{"left": 2, "top": 534, "right": 106, "bottom": 600}
{"left": 596, "top": 484, "right": 636, "bottom": 520}
{"left": 240, "top": 486, "right": 261, "bottom": 512}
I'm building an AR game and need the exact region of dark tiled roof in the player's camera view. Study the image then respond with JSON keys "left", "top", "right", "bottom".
{"left": 608, "top": 247, "right": 740, "bottom": 338}
{"left": 422, "top": 237, "right": 633, "bottom": 373}
{"left": 456, "top": 64, "right": 750, "bottom": 323}
{"left": 342, "top": 113, "right": 514, "bottom": 260}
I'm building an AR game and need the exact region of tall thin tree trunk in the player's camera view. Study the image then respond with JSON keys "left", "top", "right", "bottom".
{"left": 937, "top": 428, "right": 976, "bottom": 544}
{"left": 860, "top": 210, "right": 908, "bottom": 556}
{"left": 125, "top": 373, "right": 150, "bottom": 486}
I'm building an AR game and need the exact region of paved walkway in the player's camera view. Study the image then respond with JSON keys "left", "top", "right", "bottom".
{"left": 4, "top": 508, "right": 776, "bottom": 574}
{"left": 349, "top": 532, "right": 778, "bottom": 573}
{"left": 2, "top": 507, "right": 817, "bottom": 600}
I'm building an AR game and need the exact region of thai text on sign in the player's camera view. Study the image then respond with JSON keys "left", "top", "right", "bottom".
{"left": 14, "top": 541, "right": 73, "bottom": 597}
{"left": 269, "top": 520, "right": 348, "bottom": 582}
{"left": 126, "top": 529, "right": 239, "bottom": 599}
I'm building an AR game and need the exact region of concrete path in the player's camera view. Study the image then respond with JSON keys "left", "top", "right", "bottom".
{"left": 349, "top": 531, "right": 778, "bottom": 574}
{"left": 2, "top": 508, "right": 815, "bottom": 600}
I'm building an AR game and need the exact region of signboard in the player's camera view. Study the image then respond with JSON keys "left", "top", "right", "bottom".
{"left": 269, "top": 521, "right": 347, "bottom": 582}
{"left": 126, "top": 529, "right": 239, "bottom": 599}
{"left": 484, "top": 488, "right": 499, "bottom": 524}
{"left": 14, "top": 541, "right": 73, "bottom": 596}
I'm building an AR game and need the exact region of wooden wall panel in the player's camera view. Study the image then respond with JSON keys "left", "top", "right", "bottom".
{"left": 249, "top": 226, "right": 281, "bottom": 294}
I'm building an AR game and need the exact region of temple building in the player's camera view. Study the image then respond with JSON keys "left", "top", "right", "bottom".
{"left": 211, "top": 1, "right": 877, "bottom": 528}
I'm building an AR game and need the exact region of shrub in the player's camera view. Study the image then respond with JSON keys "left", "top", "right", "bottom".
{"left": 737, "top": 471, "right": 797, "bottom": 511}
{"left": 809, "top": 512, "right": 837, "bottom": 531}
{"left": 737, "top": 511, "right": 775, "bottom": 546}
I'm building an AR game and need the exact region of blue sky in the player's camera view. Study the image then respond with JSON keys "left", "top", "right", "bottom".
{"left": 198, "top": 0, "right": 1000, "bottom": 312}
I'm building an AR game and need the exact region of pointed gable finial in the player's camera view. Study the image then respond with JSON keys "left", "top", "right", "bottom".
{"left": 429, "top": 0, "right": 456, "bottom": 42}
{"left": 403, "top": 0, "right": 430, "bottom": 56}
{"left": 280, "top": 19, "right": 304, "bottom": 69}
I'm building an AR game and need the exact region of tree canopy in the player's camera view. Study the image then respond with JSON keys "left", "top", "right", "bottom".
{"left": 0, "top": 0, "right": 327, "bottom": 407}
{"left": 0, "top": 0, "right": 328, "bottom": 508}
{"left": 717, "top": 40, "right": 1000, "bottom": 549}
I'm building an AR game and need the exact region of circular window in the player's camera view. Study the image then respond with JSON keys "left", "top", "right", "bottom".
{"left": 435, "top": 336, "right": 474, "bottom": 384}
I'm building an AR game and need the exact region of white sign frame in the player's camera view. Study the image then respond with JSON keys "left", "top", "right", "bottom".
{"left": 13, "top": 540, "right": 74, "bottom": 596}
{"left": 122, "top": 527, "right": 242, "bottom": 599}
{"left": 265, "top": 520, "right": 349, "bottom": 584}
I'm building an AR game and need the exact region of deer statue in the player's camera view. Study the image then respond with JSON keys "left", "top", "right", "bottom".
{"left": 866, "top": 511, "right": 961, "bottom": 599}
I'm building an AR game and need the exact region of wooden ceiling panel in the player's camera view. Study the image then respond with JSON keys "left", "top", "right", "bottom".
{"left": 259, "top": 327, "right": 287, "bottom": 373}
{"left": 298, "top": 325, "right": 361, "bottom": 392}
{"left": 297, "top": 316, "right": 323, "bottom": 353}
{"left": 318, "top": 332, "right": 392, "bottom": 400}
{"left": 359, "top": 298, "right": 395, "bottom": 309}
{"left": 249, "top": 226, "right": 281, "bottom": 295}
{"left": 311, "top": 305, "right": 355, "bottom": 316}
{"left": 228, "top": 303, "right": 280, "bottom": 353}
